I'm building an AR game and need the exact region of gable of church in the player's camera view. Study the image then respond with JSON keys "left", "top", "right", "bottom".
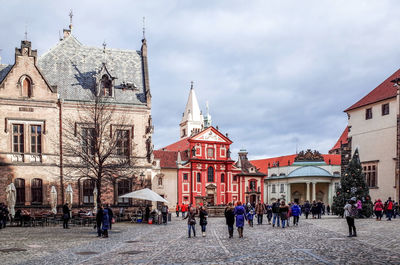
{"left": 191, "top": 127, "right": 232, "bottom": 144}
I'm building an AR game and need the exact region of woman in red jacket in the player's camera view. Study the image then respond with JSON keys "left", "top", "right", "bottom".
{"left": 374, "top": 199, "right": 383, "bottom": 221}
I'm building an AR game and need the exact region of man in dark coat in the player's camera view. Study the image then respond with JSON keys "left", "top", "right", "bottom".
{"left": 96, "top": 206, "right": 103, "bottom": 237}
{"left": 62, "top": 203, "right": 70, "bottom": 229}
{"left": 106, "top": 205, "right": 114, "bottom": 229}
{"left": 224, "top": 203, "right": 235, "bottom": 238}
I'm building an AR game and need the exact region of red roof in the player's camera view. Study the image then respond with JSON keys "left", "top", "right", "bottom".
{"left": 329, "top": 127, "right": 348, "bottom": 153}
{"left": 161, "top": 137, "right": 190, "bottom": 152}
{"left": 345, "top": 69, "right": 400, "bottom": 112}
{"left": 250, "top": 154, "right": 341, "bottom": 176}
{"left": 153, "top": 150, "right": 178, "bottom": 168}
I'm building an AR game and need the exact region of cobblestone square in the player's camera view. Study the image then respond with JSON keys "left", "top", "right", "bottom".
{"left": 1, "top": 216, "right": 399, "bottom": 265}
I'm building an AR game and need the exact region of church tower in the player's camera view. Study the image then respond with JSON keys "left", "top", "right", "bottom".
{"left": 180, "top": 82, "right": 204, "bottom": 138}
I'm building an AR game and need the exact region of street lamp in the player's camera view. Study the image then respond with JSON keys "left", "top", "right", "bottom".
{"left": 390, "top": 77, "right": 400, "bottom": 203}
{"left": 140, "top": 172, "right": 145, "bottom": 188}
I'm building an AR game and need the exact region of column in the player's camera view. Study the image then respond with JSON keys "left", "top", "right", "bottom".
{"left": 312, "top": 182, "right": 316, "bottom": 202}
{"left": 286, "top": 183, "right": 291, "bottom": 203}
{"left": 306, "top": 182, "right": 310, "bottom": 202}
{"left": 328, "top": 182, "right": 333, "bottom": 206}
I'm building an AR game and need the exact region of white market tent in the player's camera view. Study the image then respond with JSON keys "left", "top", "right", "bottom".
{"left": 119, "top": 188, "right": 168, "bottom": 203}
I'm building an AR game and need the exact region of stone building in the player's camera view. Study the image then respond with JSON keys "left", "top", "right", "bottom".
{"left": 0, "top": 23, "right": 153, "bottom": 211}
{"left": 338, "top": 69, "right": 400, "bottom": 201}
{"left": 251, "top": 150, "right": 341, "bottom": 205}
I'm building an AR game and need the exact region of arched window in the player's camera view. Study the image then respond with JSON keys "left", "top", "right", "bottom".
{"left": 197, "top": 172, "right": 201, "bottom": 182}
{"left": 15, "top": 178, "right": 25, "bottom": 205}
{"left": 101, "top": 74, "right": 112, "bottom": 96}
{"left": 207, "top": 166, "right": 214, "bottom": 182}
{"left": 158, "top": 176, "right": 163, "bottom": 186}
{"left": 31, "top": 178, "right": 43, "bottom": 204}
{"left": 83, "top": 179, "right": 95, "bottom": 204}
{"left": 221, "top": 173, "right": 225, "bottom": 183}
{"left": 22, "top": 77, "right": 32, "bottom": 98}
{"left": 118, "top": 179, "right": 130, "bottom": 204}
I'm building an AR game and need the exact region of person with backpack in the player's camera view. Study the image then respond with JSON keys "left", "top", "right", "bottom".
{"left": 344, "top": 197, "right": 357, "bottom": 237}
{"left": 272, "top": 199, "right": 281, "bottom": 227}
{"left": 291, "top": 202, "right": 301, "bottom": 226}
{"left": 184, "top": 207, "right": 197, "bottom": 238}
{"left": 374, "top": 199, "right": 384, "bottom": 221}
{"left": 386, "top": 197, "right": 394, "bottom": 221}
{"left": 279, "top": 200, "right": 289, "bottom": 228}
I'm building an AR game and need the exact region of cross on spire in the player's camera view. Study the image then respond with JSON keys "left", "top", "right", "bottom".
{"left": 69, "top": 9, "right": 73, "bottom": 30}
{"left": 190, "top": 81, "right": 194, "bottom": 89}
{"left": 102, "top": 40, "right": 107, "bottom": 52}
{"left": 24, "top": 25, "right": 28, "bottom": 41}
{"left": 142, "top": 16, "right": 146, "bottom": 40}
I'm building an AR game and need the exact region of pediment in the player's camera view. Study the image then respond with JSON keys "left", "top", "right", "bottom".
{"left": 192, "top": 128, "right": 229, "bottom": 143}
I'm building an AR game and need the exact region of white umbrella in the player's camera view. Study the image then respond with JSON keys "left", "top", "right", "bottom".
{"left": 50, "top": 186, "right": 57, "bottom": 214}
{"left": 93, "top": 186, "right": 98, "bottom": 212}
{"left": 66, "top": 184, "right": 73, "bottom": 209}
{"left": 119, "top": 188, "right": 168, "bottom": 203}
{"left": 6, "top": 183, "right": 16, "bottom": 218}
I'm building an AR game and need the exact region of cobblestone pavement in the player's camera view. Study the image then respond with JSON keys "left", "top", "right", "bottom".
{"left": 1, "top": 215, "right": 399, "bottom": 265}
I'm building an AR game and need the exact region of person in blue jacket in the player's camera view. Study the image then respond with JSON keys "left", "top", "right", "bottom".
{"left": 246, "top": 206, "right": 255, "bottom": 227}
{"left": 102, "top": 208, "right": 110, "bottom": 238}
{"left": 291, "top": 202, "right": 301, "bottom": 226}
{"left": 234, "top": 201, "right": 247, "bottom": 238}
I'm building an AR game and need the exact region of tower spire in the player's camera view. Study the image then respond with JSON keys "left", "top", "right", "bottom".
{"left": 180, "top": 82, "right": 204, "bottom": 138}
{"left": 142, "top": 16, "right": 146, "bottom": 40}
{"left": 69, "top": 9, "right": 73, "bottom": 30}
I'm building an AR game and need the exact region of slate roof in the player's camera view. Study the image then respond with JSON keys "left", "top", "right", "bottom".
{"left": 37, "top": 35, "right": 146, "bottom": 105}
{"left": 329, "top": 127, "right": 349, "bottom": 153}
{"left": 153, "top": 150, "right": 178, "bottom": 168}
{"left": 344, "top": 68, "right": 400, "bottom": 112}
{"left": 250, "top": 154, "right": 341, "bottom": 176}
{"left": 0, "top": 64, "right": 12, "bottom": 84}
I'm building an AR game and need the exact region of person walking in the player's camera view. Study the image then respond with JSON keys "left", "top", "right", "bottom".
{"left": 291, "top": 202, "right": 301, "bottom": 226}
{"left": 344, "top": 197, "right": 357, "bottom": 237}
{"left": 106, "top": 204, "right": 114, "bottom": 230}
{"left": 374, "top": 199, "right": 384, "bottom": 221}
{"left": 199, "top": 206, "right": 208, "bottom": 237}
{"left": 272, "top": 199, "right": 281, "bottom": 227}
{"left": 316, "top": 201, "right": 322, "bottom": 219}
{"left": 266, "top": 203, "right": 273, "bottom": 225}
{"left": 184, "top": 207, "right": 197, "bottom": 238}
{"left": 234, "top": 202, "right": 246, "bottom": 238}
{"left": 176, "top": 203, "right": 180, "bottom": 217}
{"left": 161, "top": 204, "right": 169, "bottom": 224}
{"left": 247, "top": 206, "right": 255, "bottom": 227}
{"left": 287, "top": 203, "right": 292, "bottom": 227}
{"left": 95, "top": 205, "right": 103, "bottom": 237}
{"left": 279, "top": 200, "right": 289, "bottom": 228}
{"left": 255, "top": 201, "right": 265, "bottom": 225}
{"left": 304, "top": 201, "right": 311, "bottom": 219}
{"left": 224, "top": 203, "right": 235, "bottom": 238}
{"left": 181, "top": 203, "right": 187, "bottom": 219}
{"left": 102, "top": 207, "right": 110, "bottom": 238}
{"left": 311, "top": 201, "right": 318, "bottom": 219}
{"left": 386, "top": 197, "right": 394, "bottom": 221}
{"left": 326, "top": 204, "right": 331, "bottom": 215}
{"left": 62, "top": 203, "right": 70, "bottom": 229}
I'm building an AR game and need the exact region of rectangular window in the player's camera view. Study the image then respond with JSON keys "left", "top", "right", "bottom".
{"left": 207, "top": 148, "right": 214, "bottom": 157}
{"left": 83, "top": 179, "right": 95, "bottom": 204}
{"left": 249, "top": 180, "right": 256, "bottom": 191}
{"left": 382, "top": 103, "right": 389, "bottom": 116}
{"left": 31, "top": 178, "right": 43, "bottom": 204}
{"left": 233, "top": 175, "right": 237, "bottom": 182}
{"left": 183, "top": 173, "right": 188, "bottom": 180}
{"left": 280, "top": 184, "right": 284, "bottom": 193}
{"left": 82, "top": 128, "right": 95, "bottom": 156}
{"left": 272, "top": 184, "right": 276, "bottom": 193}
{"left": 30, "top": 125, "right": 42, "bottom": 154}
{"left": 220, "top": 148, "right": 226, "bottom": 157}
{"left": 12, "top": 124, "right": 24, "bottom": 153}
{"left": 116, "top": 129, "right": 130, "bottom": 156}
{"left": 365, "top": 108, "right": 372, "bottom": 120}
{"left": 197, "top": 173, "right": 201, "bottom": 182}
{"left": 363, "top": 163, "right": 377, "bottom": 188}
{"left": 118, "top": 179, "right": 130, "bottom": 204}
{"left": 15, "top": 178, "right": 25, "bottom": 205}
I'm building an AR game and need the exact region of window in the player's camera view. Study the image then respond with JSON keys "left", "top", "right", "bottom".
{"left": 272, "top": 184, "right": 276, "bottom": 193}
{"left": 334, "top": 182, "right": 340, "bottom": 192}
{"left": 197, "top": 172, "right": 201, "bottom": 182}
{"left": 15, "top": 178, "right": 25, "bottom": 205}
{"left": 182, "top": 129, "right": 186, "bottom": 137}
{"left": 363, "top": 163, "right": 377, "bottom": 188}
{"left": 365, "top": 108, "right": 372, "bottom": 120}
{"left": 207, "top": 166, "right": 214, "bottom": 182}
{"left": 280, "top": 184, "right": 284, "bottom": 193}
{"left": 207, "top": 148, "right": 214, "bottom": 157}
{"left": 183, "top": 196, "right": 189, "bottom": 201}
{"left": 233, "top": 175, "right": 237, "bottom": 181}
{"left": 118, "top": 179, "right": 130, "bottom": 204}
{"left": 382, "top": 103, "right": 389, "bottom": 116}
{"left": 158, "top": 176, "right": 163, "bottom": 186}
{"left": 279, "top": 173, "right": 286, "bottom": 176}
{"left": 83, "top": 179, "right": 95, "bottom": 204}
{"left": 221, "top": 173, "right": 225, "bottom": 183}
{"left": 31, "top": 178, "right": 43, "bottom": 204}
{"left": 249, "top": 180, "right": 256, "bottom": 191}
{"left": 30, "top": 125, "right": 42, "bottom": 154}
{"left": 101, "top": 75, "right": 112, "bottom": 96}
{"left": 82, "top": 128, "right": 95, "bottom": 156}
{"left": 220, "top": 148, "right": 226, "bottom": 157}
{"left": 183, "top": 173, "right": 188, "bottom": 181}
{"left": 22, "top": 77, "right": 32, "bottom": 98}
{"left": 116, "top": 129, "right": 129, "bottom": 156}
{"left": 12, "top": 124, "right": 24, "bottom": 153}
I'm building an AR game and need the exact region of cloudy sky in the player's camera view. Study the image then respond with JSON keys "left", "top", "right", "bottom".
{"left": 1, "top": 0, "right": 399, "bottom": 160}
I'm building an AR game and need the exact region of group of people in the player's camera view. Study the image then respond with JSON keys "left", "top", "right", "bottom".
{"left": 373, "top": 197, "right": 399, "bottom": 221}
{"left": 0, "top": 203, "right": 9, "bottom": 229}
{"left": 183, "top": 206, "right": 208, "bottom": 238}
{"left": 95, "top": 204, "right": 114, "bottom": 238}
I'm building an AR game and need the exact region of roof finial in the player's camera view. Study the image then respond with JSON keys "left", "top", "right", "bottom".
{"left": 190, "top": 81, "right": 194, "bottom": 90}
{"left": 102, "top": 40, "right": 107, "bottom": 52}
{"left": 69, "top": 9, "right": 73, "bottom": 30}
{"left": 24, "top": 24, "right": 28, "bottom": 41}
{"left": 142, "top": 16, "right": 146, "bottom": 40}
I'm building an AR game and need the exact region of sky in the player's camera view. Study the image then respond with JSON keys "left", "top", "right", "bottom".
{"left": 1, "top": 0, "right": 399, "bottom": 160}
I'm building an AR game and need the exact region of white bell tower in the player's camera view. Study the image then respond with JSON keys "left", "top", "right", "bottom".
{"left": 180, "top": 82, "right": 204, "bottom": 138}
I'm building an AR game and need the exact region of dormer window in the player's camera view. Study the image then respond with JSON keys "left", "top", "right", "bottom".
{"left": 101, "top": 74, "right": 112, "bottom": 97}
{"left": 21, "top": 76, "right": 32, "bottom": 98}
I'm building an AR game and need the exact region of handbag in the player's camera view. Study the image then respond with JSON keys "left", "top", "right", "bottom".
{"left": 111, "top": 217, "right": 115, "bottom": 224}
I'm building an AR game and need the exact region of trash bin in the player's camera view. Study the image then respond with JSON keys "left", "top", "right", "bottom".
{"left": 168, "top": 213, "right": 172, "bottom": 222}
{"left": 148, "top": 218, "right": 153, "bottom": 224}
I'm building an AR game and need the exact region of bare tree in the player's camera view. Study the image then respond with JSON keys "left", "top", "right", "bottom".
{"left": 62, "top": 94, "right": 142, "bottom": 204}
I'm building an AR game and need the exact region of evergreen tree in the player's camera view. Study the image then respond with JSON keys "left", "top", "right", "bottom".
{"left": 332, "top": 148, "right": 373, "bottom": 217}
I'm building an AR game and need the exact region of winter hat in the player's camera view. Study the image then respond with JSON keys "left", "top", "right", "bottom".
{"left": 350, "top": 197, "right": 356, "bottom": 202}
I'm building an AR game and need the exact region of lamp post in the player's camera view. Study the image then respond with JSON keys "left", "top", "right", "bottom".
{"left": 140, "top": 172, "right": 145, "bottom": 188}
{"left": 390, "top": 77, "right": 400, "bottom": 202}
